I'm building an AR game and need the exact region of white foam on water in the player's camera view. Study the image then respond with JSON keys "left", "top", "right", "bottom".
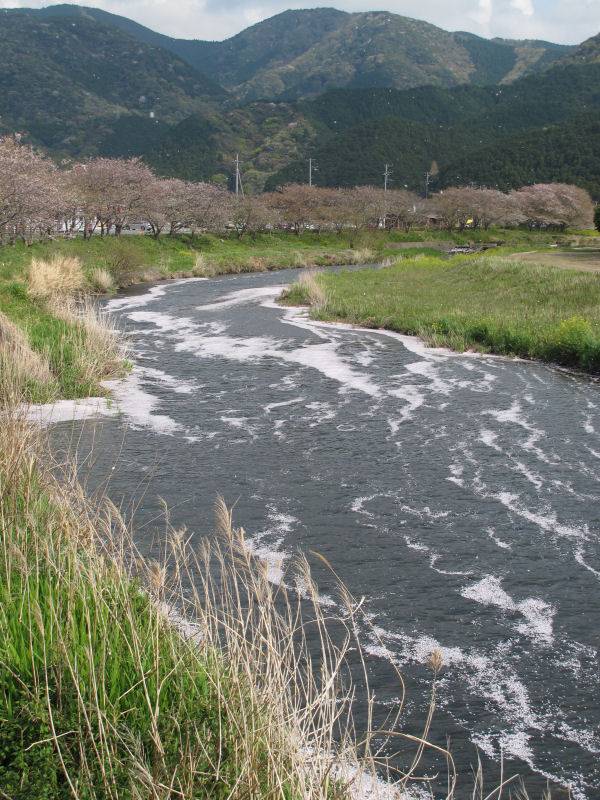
{"left": 483, "top": 401, "right": 553, "bottom": 464}
{"left": 388, "top": 384, "right": 425, "bottom": 421}
{"left": 447, "top": 463, "right": 465, "bottom": 487}
{"left": 403, "top": 536, "right": 429, "bottom": 553}
{"left": 574, "top": 543, "right": 600, "bottom": 579}
{"left": 219, "top": 415, "right": 259, "bottom": 438}
{"left": 351, "top": 495, "right": 377, "bottom": 517}
{"left": 284, "top": 341, "right": 382, "bottom": 397}
{"left": 405, "top": 360, "right": 452, "bottom": 395}
{"left": 486, "top": 527, "right": 512, "bottom": 550}
{"left": 272, "top": 419, "right": 286, "bottom": 439}
{"left": 494, "top": 491, "right": 588, "bottom": 542}
{"left": 429, "top": 554, "right": 473, "bottom": 576}
{"left": 106, "top": 282, "right": 169, "bottom": 312}
{"left": 303, "top": 400, "right": 337, "bottom": 425}
{"left": 512, "top": 460, "right": 544, "bottom": 490}
{"left": 264, "top": 397, "right": 305, "bottom": 413}
{"left": 128, "top": 310, "right": 200, "bottom": 338}
{"left": 197, "top": 285, "right": 285, "bottom": 311}
{"left": 400, "top": 504, "right": 451, "bottom": 521}
{"left": 137, "top": 365, "right": 198, "bottom": 394}
{"left": 557, "top": 722, "right": 600, "bottom": 754}
{"left": 387, "top": 418, "right": 402, "bottom": 437}
{"left": 460, "top": 576, "right": 555, "bottom": 646}
{"left": 24, "top": 396, "right": 119, "bottom": 427}
{"left": 479, "top": 429, "right": 502, "bottom": 451}
{"left": 107, "top": 369, "right": 182, "bottom": 435}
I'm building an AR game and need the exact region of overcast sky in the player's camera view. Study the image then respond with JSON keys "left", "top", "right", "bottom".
{"left": 1, "top": 0, "right": 598, "bottom": 44}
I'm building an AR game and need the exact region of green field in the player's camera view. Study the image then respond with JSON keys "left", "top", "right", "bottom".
{"left": 282, "top": 251, "right": 600, "bottom": 372}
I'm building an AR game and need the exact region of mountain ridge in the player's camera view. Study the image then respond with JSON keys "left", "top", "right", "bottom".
{"left": 12, "top": 5, "right": 575, "bottom": 101}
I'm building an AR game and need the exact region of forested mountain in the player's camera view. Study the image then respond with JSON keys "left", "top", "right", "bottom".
{"left": 264, "top": 61, "right": 600, "bottom": 197}
{"left": 556, "top": 32, "right": 600, "bottom": 65}
{"left": 0, "top": 9, "right": 223, "bottom": 157}
{"left": 14, "top": 5, "right": 572, "bottom": 102}
{"left": 0, "top": 5, "right": 597, "bottom": 196}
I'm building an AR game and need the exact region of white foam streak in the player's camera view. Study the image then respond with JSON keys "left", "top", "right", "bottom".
{"left": 461, "top": 576, "right": 555, "bottom": 645}
{"left": 197, "top": 285, "right": 285, "bottom": 310}
{"left": 106, "top": 283, "right": 169, "bottom": 311}
{"left": 24, "top": 396, "right": 119, "bottom": 426}
{"left": 107, "top": 370, "right": 181, "bottom": 434}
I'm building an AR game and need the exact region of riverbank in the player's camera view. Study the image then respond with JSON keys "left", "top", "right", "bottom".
{"left": 3, "top": 394, "right": 383, "bottom": 798}
{"left": 3, "top": 228, "right": 597, "bottom": 402}
{"left": 280, "top": 253, "right": 600, "bottom": 373}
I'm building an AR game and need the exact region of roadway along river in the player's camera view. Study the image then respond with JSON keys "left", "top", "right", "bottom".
{"left": 52, "top": 267, "right": 599, "bottom": 798}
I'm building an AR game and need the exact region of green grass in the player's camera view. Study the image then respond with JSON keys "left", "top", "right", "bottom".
{"left": 0, "top": 414, "right": 297, "bottom": 800}
{"left": 282, "top": 252, "right": 600, "bottom": 372}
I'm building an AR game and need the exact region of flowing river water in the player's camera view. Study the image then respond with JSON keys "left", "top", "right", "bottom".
{"left": 49, "top": 266, "right": 599, "bottom": 798}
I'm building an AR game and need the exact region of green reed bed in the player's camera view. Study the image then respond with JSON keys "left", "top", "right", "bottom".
{"left": 0, "top": 281, "right": 126, "bottom": 404}
{"left": 282, "top": 254, "right": 600, "bottom": 372}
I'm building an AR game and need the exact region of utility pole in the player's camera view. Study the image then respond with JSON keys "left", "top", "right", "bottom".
{"left": 234, "top": 153, "right": 244, "bottom": 198}
{"left": 383, "top": 163, "right": 392, "bottom": 192}
{"left": 308, "top": 158, "right": 318, "bottom": 187}
{"left": 425, "top": 170, "right": 431, "bottom": 199}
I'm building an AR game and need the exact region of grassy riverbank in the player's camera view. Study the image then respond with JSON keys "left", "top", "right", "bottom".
{"left": 2, "top": 229, "right": 598, "bottom": 402}
{"left": 282, "top": 253, "right": 600, "bottom": 372}
{"left": 2, "top": 399, "right": 376, "bottom": 799}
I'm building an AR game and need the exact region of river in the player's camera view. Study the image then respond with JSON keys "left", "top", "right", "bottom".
{"left": 49, "top": 266, "right": 599, "bottom": 798}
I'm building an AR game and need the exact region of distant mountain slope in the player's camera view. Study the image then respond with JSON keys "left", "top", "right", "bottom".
{"left": 180, "top": 8, "right": 574, "bottom": 101}
{"left": 556, "top": 32, "right": 600, "bottom": 66}
{"left": 299, "top": 61, "right": 600, "bottom": 135}
{"left": 439, "top": 113, "right": 600, "bottom": 197}
{"left": 14, "top": 5, "right": 573, "bottom": 102}
{"left": 265, "top": 61, "right": 600, "bottom": 197}
{"left": 0, "top": 8, "right": 224, "bottom": 155}
{"left": 141, "top": 102, "right": 318, "bottom": 190}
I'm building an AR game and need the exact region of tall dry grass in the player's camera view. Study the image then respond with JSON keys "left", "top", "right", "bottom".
{"left": 296, "top": 270, "right": 329, "bottom": 312}
{"left": 0, "top": 310, "right": 57, "bottom": 402}
{"left": 46, "top": 295, "right": 128, "bottom": 386}
{"left": 28, "top": 254, "right": 86, "bottom": 297}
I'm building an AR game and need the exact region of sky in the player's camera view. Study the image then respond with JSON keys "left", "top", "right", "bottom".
{"left": 0, "top": 0, "right": 598, "bottom": 44}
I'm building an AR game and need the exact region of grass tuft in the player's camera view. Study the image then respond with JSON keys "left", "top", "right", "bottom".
{"left": 28, "top": 255, "right": 86, "bottom": 298}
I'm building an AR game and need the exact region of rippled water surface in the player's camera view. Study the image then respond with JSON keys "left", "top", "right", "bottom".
{"left": 53, "top": 268, "right": 600, "bottom": 798}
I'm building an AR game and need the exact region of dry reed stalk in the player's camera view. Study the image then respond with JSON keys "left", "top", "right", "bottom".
{"left": 28, "top": 254, "right": 86, "bottom": 297}
{"left": 0, "top": 310, "right": 56, "bottom": 400}
{"left": 298, "top": 270, "right": 329, "bottom": 311}
{"left": 89, "top": 267, "right": 115, "bottom": 293}
{"left": 46, "top": 295, "right": 128, "bottom": 383}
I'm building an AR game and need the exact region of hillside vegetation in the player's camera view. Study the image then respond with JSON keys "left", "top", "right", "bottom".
{"left": 0, "top": 5, "right": 595, "bottom": 196}
{"left": 18, "top": 5, "right": 572, "bottom": 101}
{"left": 0, "top": 9, "right": 222, "bottom": 157}
{"left": 266, "top": 61, "right": 600, "bottom": 196}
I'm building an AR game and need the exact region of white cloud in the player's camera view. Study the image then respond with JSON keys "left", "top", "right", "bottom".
{"left": 510, "top": 0, "right": 534, "bottom": 15}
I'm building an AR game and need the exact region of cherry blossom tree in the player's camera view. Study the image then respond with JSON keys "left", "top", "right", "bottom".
{"left": 229, "top": 195, "right": 279, "bottom": 239}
